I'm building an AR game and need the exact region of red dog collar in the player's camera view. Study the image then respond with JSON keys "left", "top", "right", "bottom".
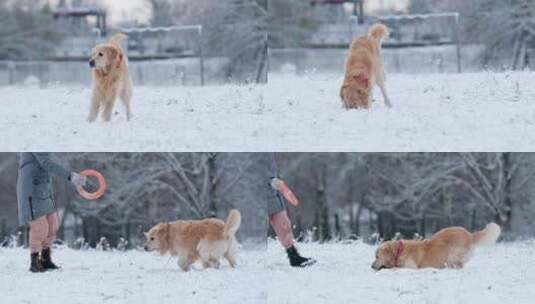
{"left": 354, "top": 74, "right": 369, "bottom": 88}
{"left": 116, "top": 54, "right": 123, "bottom": 68}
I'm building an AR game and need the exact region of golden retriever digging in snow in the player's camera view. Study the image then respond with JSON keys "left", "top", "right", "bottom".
{"left": 88, "top": 33, "right": 133, "bottom": 122}
{"left": 144, "top": 210, "right": 241, "bottom": 271}
{"left": 340, "top": 23, "right": 392, "bottom": 109}
{"left": 372, "top": 223, "right": 501, "bottom": 270}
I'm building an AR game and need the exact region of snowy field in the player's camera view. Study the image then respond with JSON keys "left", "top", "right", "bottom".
{"left": 267, "top": 240, "right": 535, "bottom": 304}
{"left": 0, "top": 246, "right": 267, "bottom": 304}
{"left": 1, "top": 71, "right": 535, "bottom": 151}
{"left": 1, "top": 241, "right": 534, "bottom": 304}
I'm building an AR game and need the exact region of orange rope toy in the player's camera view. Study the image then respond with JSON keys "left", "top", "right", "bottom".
{"left": 76, "top": 169, "right": 106, "bottom": 200}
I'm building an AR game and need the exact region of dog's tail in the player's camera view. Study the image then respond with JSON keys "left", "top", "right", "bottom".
{"left": 368, "top": 23, "right": 389, "bottom": 44}
{"left": 224, "top": 209, "right": 241, "bottom": 238}
{"left": 108, "top": 33, "right": 127, "bottom": 47}
{"left": 472, "top": 223, "right": 501, "bottom": 247}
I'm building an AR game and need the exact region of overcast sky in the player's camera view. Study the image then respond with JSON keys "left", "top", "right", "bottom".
{"left": 97, "top": 0, "right": 149, "bottom": 25}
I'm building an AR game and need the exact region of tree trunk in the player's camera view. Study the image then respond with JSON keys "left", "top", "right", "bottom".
{"left": 354, "top": 201, "right": 364, "bottom": 236}
{"left": 501, "top": 152, "right": 513, "bottom": 232}
{"left": 207, "top": 153, "right": 218, "bottom": 217}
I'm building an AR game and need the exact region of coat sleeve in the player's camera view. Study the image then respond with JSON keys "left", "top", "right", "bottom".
{"left": 33, "top": 153, "right": 72, "bottom": 181}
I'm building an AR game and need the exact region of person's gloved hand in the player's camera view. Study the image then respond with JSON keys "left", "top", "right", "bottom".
{"left": 70, "top": 172, "right": 87, "bottom": 187}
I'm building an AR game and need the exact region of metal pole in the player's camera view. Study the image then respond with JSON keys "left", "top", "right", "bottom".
{"left": 359, "top": 0, "right": 364, "bottom": 24}
{"left": 349, "top": 16, "right": 354, "bottom": 45}
{"left": 454, "top": 13, "right": 462, "bottom": 73}
{"left": 8, "top": 61, "right": 15, "bottom": 85}
{"left": 198, "top": 26, "right": 205, "bottom": 86}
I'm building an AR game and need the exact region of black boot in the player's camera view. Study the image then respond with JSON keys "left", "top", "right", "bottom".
{"left": 41, "top": 248, "right": 60, "bottom": 270}
{"left": 29, "top": 252, "right": 44, "bottom": 273}
{"left": 286, "top": 245, "right": 316, "bottom": 267}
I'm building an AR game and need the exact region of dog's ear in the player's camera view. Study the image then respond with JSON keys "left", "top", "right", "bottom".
{"left": 108, "top": 46, "right": 118, "bottom": 58}
{"left": 156, "top": 223, "right": 169, "bottom": 235}
{"left": 353, "top": 73, "right": 369, "bottom": 88}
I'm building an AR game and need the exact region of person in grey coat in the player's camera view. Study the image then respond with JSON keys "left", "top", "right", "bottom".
{"left": 17, "top": 153, "right": 87, "bottom": 272}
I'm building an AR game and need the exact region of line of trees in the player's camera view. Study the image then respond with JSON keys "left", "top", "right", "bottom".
{"left": 0, "top": 0, "right": 63, "bottom": 60}
{"left": 2, "top": 153, "right": 535, "bottom": 249}
{"left": 277, "top": 153, "right": 535, "bottom": 242}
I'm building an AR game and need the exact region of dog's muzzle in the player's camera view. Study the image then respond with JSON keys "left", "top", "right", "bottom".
{"left": 371, "top": 261, "right": 385, "bottom": 271}
{"left": 89, "top": 59, "right": 96, "bottom": 68}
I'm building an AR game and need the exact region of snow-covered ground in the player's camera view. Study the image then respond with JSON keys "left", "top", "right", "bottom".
{"left": 267, "top": 240, "right": 535, "bottom": 304}
{"left": 1, "top": 71, "right": 535, "bottom": 151}
{"left": 1, "top": 241, "right": 534, "bottom": 303}
{"left": 0, "top": 246, "right": 267, "bottom": 304}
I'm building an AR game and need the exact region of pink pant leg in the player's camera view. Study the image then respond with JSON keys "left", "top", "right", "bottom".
{"left": 43, "top": 212, "right": 59, "bottom": 249}
{"left": 269, "top": 210, "right": 295, "bottom": 249}
{"left": 29, "top": 216, "right": 48, "bottom": 253}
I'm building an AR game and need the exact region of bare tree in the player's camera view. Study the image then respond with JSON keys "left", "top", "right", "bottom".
{"left": 0, "top": 0, "right": 62, "bottom": 60}
{"left": 469, "top": 0, "right": 535, "bottom": 69}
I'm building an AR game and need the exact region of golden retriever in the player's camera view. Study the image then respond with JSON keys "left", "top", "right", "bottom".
{"left": 88, "top": 33, "right": 133, "bottom": 122}
{"left": 144, "top": 209, "right": 241, "bottom": 271}
{"left": 372, "top": 223, "right": 501, "bottom": 270}
{"left": 340, "top": 23, "right": 392, "bottom": 109}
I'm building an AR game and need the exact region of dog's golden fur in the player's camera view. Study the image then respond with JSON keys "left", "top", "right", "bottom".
{"left": 372, "top": 223, "right": 501, "bottom": 270}
{"left": 88, "top": 33, "right": 133, "bottom": 122}
{"left": 144, "top": 210, "right": 241, "bottom": 271}
{"left": 340, "top": 23, "right": 392, "bottom": 109}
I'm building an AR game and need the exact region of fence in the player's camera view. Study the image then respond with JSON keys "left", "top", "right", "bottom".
{"left": 0, "top": 57, "right": 228, "bottom": 87}
{"left": 270, "top": 44, "right": 484, "bottom": 75}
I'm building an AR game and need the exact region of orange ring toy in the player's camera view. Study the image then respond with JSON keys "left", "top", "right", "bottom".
{"left": 76, "top": 169, "right": 106, "bottom": 200}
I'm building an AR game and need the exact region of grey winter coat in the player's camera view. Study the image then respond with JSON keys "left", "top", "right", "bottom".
{"left": 17, "top": 153, "right": 71, "bottom": 226}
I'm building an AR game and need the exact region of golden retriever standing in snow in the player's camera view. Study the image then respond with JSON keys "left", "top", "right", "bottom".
{"left": 340, "top": 23, "right": 392, "bottom": 109}
{"left": 88, "top": 33, "right": 133, "bottom": 122}
{"left": 144, "top": 210, "right": 241, "bottom": 271}
{"left": 372, "top": 223, "right": 501, "bottom": 270}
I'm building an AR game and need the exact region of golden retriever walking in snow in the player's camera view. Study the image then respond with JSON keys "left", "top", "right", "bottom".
{"left": 340, "top": 23, "right": 392, "bottom": 109}
{"left": 88, "top": 33, "right": 133, "bottom": 122}
{"left": 372, "top": 223, "right": 501, "bottom": 270}
{"left": 144, "top": 210, "right": 241, "bottom": 271}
